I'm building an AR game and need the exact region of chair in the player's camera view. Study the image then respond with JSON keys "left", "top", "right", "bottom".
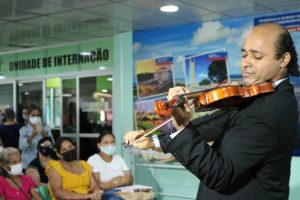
{"left": 37, "top": 185, "right": 51, "bottom": 200}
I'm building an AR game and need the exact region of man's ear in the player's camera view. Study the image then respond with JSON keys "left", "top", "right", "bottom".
{"left": 280, "top": 52, "right": 291, "bottom": 69}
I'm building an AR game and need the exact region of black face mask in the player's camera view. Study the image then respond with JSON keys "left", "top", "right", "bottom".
{"left": 61, "top": 148, "right": 77, "bottom": 162}
{"left": 39, "top": 146, "right": 53, "bottom": 157}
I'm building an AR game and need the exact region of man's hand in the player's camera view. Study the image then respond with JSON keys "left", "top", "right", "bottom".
{"left": 124, "top": 130, "right": 145, "bottom": 145}
{"left": 168, "top": 87, "right": 193, "bottom": 128}
{"left": 124, "top": 130, "right": 155, "bottom": 150}
{"left": 133, "top": 137, "right": 155, "bottom": 150}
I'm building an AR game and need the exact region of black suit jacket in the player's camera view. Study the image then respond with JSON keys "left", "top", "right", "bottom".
{"left": 159, "top": 80, "right": 298, "bottom": 200}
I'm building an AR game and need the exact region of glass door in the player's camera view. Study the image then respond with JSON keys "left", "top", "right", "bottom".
{"left": 79, "top": 75, "right": 113, "bottom": 160}
{"left": 0, "top": 83, "right": 14, "bottom": 124}
{"left": 61, "top": 78, "right": 77, "bottom": 134}
{"left": 61, "top": 74, "right": 113, "bottom": 160}
{"left": 46, "top": 78, "right": 61, "bottom": 140}
{"left": 17, "top": 81, "right": 44, "bottom": 124}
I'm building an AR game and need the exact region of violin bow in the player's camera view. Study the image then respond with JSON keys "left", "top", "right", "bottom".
{"left": 133, "top": 117, "right": 173, "bottom": 143}
{"left": 133, "top": 103, "right": 195, "bottom": 144}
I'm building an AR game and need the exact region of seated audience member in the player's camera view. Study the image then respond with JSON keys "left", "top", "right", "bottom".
{"left": 87, "top": 131, "right": 133, "bottom": 200}
{"left": 26, "top": 137, "right": 54, "bottom": 186}
{"left": 46, "top": 137, "right": 103, "bottom": 200}
{"left": 0, "top": 147, "right": 42, "bottom": 200}
{"left": 19, "top": 105, "right": 53, "bottom": 169}
{"left": 0, "top": 108, "right": 23, "bottom": 149}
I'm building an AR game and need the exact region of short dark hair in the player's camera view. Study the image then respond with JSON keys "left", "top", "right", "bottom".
{"left": 4, "top": 108, "right": 15, "bottom": 120}
{"left": 37, "top": 137, "right": 53, "bottom": 149}
{"left": 275, "top": 30, "right": 299, "bottom": 77}
{"left": 28, "top": 105, "right": 42, "bottom": 116}
{"left": 97, "top": 130, "right": 115, "bottom": 143}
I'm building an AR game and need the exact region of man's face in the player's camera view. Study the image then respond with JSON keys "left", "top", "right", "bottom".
{"left": 241, "top": 27, "right": 283, "bottom": 86}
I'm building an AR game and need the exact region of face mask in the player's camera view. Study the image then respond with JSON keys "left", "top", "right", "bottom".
{"left": 30, "top": 116, "right": 41, "bottom": 125}
{"left": 22, "top": 114, "right": 29, "bottom": 120}
{"left": 39, "top": 146, "right": 53, "bottom": 157}
{"left": 100, "top": 144, "right": 116, "bottom": 155}
{"left": 6, "top": 163, "right": 23, "bottom": 176}
{"left": 61, "top": 148, "right": 77, "bottom": 162}
{"left": 0, "top": 115, "right": 4, "bottom": 122}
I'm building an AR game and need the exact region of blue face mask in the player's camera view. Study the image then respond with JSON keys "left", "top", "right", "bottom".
{"left": 0, "top": 115, "right": 4, "bottom": 122}
{"left": 22, "top": 114, "right": 29, "bottom": 120}
{"left": 100, "top": 144, "right": 116, "bottom": 155}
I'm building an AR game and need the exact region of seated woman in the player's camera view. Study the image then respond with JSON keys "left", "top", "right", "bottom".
{"left": 0, "top": 147, "right": 42, "bottom": 200}
{"left": 26, "top": 137, "right": 54, "bottom": 186}
{"left": 46, "top": 137, "right": 103, "bottom": 200}
{"left": 87, "top": 131, "right": 133, "bottom": 200}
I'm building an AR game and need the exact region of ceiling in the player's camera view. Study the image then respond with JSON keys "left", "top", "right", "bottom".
{"left": 0, "top": 0, "right": 299, "bottom": 54}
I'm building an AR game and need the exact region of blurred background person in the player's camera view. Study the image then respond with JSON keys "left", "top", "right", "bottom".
{"left": 0, "top": 109, "right": 4, "bottom": 125}
{"left": 0, "top": 139, "right": 3, "bottom": 153}
{"left": 46, "top": 137, "right": 103, "bottom": 200}
{"left": 87, "top": 131, "right": 133, "bottom": 200}
{"left": 26, "top": 137, "right": 54, "bottom": 187}
{"left": 22, "top": 107, "right": 29, "bottom": 126}
{"left": 0, "top": 108, "right": 22, "bottom": 149}
{"left": 19, "top": 105, "right": 53, "bottom": 169}
{"left": 0, "top": 147, "right": 42, "bottom": 200}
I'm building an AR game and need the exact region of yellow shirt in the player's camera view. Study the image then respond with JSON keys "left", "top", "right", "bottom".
{"left": 45, "top": 160, "right": 92, "bottom": 200}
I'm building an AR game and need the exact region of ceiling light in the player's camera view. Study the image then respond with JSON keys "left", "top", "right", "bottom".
{"left": 93, "top": 92, "right": 112, "bottom": 98}
{"left": 107, "top": 77, "right": 113, "bottom": 81}
{"left": 62, "top": 94, "right": 72, "bottom": 97}
{"left": 79, "top": 52, "right": 92, "bottom": 56}
{"left": 98, "top": 66, "right": 107, "bottom": 70}
{"left": 160, "top": 5, "right": 179, "bottom": 13}
{"left": 18, "top": 83, "right": 23, "bottom": 86}
{"left": 0, "top": 74, "right": 6, "bottom": 80}
{"left": 101, "top": 89, "right": 108, "bottom": 93}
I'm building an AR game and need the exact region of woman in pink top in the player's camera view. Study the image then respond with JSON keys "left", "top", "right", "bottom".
{"left": 0, "top": 147, "right": 42, "bottom": 200}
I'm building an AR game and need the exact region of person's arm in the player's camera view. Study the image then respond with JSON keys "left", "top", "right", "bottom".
{"left": 103, "top": 172, "right": 133, "bottom": 189}
{"left": 26, "top": 167, "right": 46, "bottom": 187}
{"left": 89, "top": 172, "right": 103, "bottom": 199}
{"left": 31, "top": 187, "right": 43, "bottom": 200}
{"left": 119, "top": 156, "right": 133, "bottom": 186}
{"left": 96, "top": 172, "right": 119, "bottom": 190}
{"left": 19, "top": 127, "right": 33, "bottom": 150}
{"left": 48, "top": 167, "right": 94, "bottom": 199}
{"left": 122, "top": 171, "right": 133, "bottom": 185}
{"left": 164, "top": 109, "right": 278, "bottom": 193}
{"left": 45, "top": 127, "right": 54, "bottom": 142}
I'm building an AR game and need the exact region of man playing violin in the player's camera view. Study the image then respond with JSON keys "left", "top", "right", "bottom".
{"left": 124, "top": 22, "right": 299, "bottom": 200}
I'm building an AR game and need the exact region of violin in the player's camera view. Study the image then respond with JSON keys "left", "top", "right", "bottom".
{"left": 154, "top": 82, "right": 275, "bottom": 117}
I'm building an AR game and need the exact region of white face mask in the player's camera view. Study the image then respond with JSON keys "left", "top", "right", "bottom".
{"left": 99, "top": 144, "right": 116, "bottom": 155}
{"left": 6, "top": 163, "right": 23, "bottom": 176}
{"left": 29, "top": 116, "right": 41, "bottom": 125}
